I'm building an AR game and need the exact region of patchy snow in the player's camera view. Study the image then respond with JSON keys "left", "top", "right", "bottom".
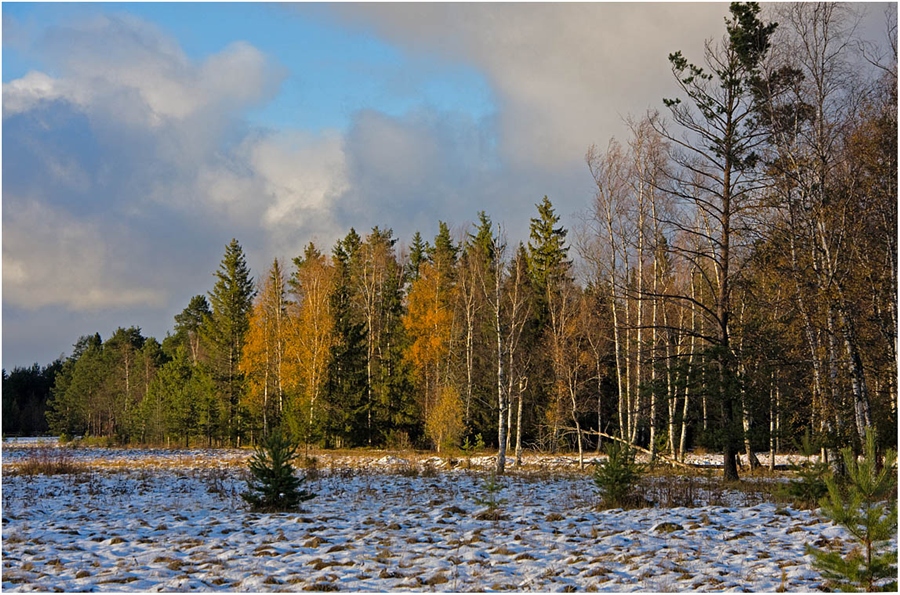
{"left": 0, "top": 446, "right": 873, "bottom": 592}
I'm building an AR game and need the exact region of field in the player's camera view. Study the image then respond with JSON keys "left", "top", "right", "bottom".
{"left": 1, "top": 440, "right": 864, "bottom": 592}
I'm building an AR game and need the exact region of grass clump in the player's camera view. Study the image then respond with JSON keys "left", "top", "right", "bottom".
{"left": 593, "top": 441, "right": 646, "bottom": 509}
{"left": 13, "top": 446, "right": 83, "bottom": 476}
{"left": 242, "top": 430, "right": 315, "bottom": 513}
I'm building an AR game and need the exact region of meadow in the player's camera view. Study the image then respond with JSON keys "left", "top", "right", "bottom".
{"left": 1, "top": 440, "right": 862, "bottom": 592}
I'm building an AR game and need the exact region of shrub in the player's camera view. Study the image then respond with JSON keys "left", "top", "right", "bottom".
{"left": 807, "top": 429, "right": 897, "bottom": 592}
{"left": 778, "top": 461, "right": 830, "bottom": 509}
{"left": 593, "top": 441, "right": 646, "bottom": 509}
{"left": 242, "top": 430, "right": 315, "bottom": 512}
{"left": 462, "top": 433, "right": 486, "bottom": 455}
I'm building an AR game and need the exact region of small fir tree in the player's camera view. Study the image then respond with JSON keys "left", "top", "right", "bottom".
{"left": 807, "top": 429, "right": 897, "bottom": 592}
{"left": 593, "top": 441, "right": 646, "bottom": 509}
{"left": 778, "top": 461, "right": 829, "bottom": 509}
{"left": 242, "top": 430, "right": 315, "bottom": 512}
{"left": 474, "top": 471, "right": 507, "bottom": 521}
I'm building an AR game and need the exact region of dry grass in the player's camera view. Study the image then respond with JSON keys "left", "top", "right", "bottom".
{"left": 7, "top": 446, "right": 85, "bottom": 476}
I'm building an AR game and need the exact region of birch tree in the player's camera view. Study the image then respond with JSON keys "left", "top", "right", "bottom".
{"left": 241, "top": 259, "right": 288, "bottom": 439}
{"left": 287, "top": 243, "right": 335, "bottom": 448}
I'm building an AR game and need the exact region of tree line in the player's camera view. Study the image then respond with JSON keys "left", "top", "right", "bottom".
{"left": 4, "top": 3, "right": 895, "bottom": 479}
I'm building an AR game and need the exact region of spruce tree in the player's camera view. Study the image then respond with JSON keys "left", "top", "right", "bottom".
{"left": 203, "top": 239, "right": 255, "bottom": 446}
{"left": 527, "top": 197, "right": 570, "bottom": 294}
{"left": 407, "top": 231, "right": 427, "bottom": 282}
{"left": 324, "top": 229, "right": 369, "bottom": 447}
{"left": 242, "top": 429, "right": 315, "bottom": 512}
{"left": 593, "top": 441, "right": 647, "bottom": 509}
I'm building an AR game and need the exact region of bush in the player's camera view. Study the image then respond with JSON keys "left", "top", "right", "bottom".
{"left": 778, "top": 461, "right": 830, "bottom": 509}
{"left": 593, "top": 441, "right": 646, "bottom": 509}
{"left": 807, "top": 429, "right": 897, "bottom": 592}
{"left": 242, "top": 430, "right": 315, "bottom": 512}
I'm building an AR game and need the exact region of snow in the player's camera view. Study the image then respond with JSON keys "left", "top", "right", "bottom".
{"left": 0, "top": 444, "right": 876, "bottom": 592}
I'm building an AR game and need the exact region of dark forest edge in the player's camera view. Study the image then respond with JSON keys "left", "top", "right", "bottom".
{"left": 3, "top": 4, "right": 896, "bottom": 479}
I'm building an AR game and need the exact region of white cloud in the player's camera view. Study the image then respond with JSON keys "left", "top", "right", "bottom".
{"left": 2, "top": 199, "right": 166, "bottom": 311}
{"left": 328, "top": 3, "right": 729, "bottom": 170}
{"left": 11, "top": 15, "right": 284, "bottom": 127}
{"left": 2, "top": 16, "right": 293, "bottom": 323}
{"left": 3, "top": 71, "right": 79, "bottom": 116}
{"left": 188, "top": 130, "right": 350, "bottom": 260}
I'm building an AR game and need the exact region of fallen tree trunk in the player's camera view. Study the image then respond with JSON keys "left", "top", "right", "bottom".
{"left": 592, "top": 431, "right": 696, "bottom": 470}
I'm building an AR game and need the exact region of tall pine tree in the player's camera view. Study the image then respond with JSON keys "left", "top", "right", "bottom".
{"left": 659, "top": 2, "right": 776, "bottom": 481}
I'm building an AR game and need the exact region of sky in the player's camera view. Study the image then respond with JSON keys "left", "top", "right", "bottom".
{"left": 2, "top": 2, "right": 893, "bottom": 368}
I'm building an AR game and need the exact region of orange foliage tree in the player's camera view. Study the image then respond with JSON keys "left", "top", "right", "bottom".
{"left": 240, "top": 259, "right": 288, "bottom": 439}
{"left": 285, "top": 243, "right": 335, "bottom": 447}
{"left": 404, "top": 258, "right": 459, "bottom": 451}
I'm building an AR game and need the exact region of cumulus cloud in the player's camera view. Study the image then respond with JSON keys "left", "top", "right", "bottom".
{"left": 23, "top": 15, "right": 283, "bottom": 124}
{"left": 2, "top": 12, "right": 355, "bottom": 366}
{"left": 327, "top": 3, "right": 729, "bottom": 170}
{"left": 192, "top": 130, "right": 350, "bottom": 259}
{"left": 3, "top": 71, "right": 82, "bottom": 116}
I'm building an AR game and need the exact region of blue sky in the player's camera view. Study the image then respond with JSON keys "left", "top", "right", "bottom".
{"left": 2, "top": 2, "right": 892, "bottom": 368}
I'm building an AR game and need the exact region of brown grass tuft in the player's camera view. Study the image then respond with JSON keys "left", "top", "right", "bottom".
{"left": 11, "top": 446, "right": 85, "bottom": 476}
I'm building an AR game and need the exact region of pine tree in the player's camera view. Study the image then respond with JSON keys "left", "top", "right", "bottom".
{"left": 659, "top": 1, "right": 776, "bottom": 481}
{"left": 807, "top": 429, "right": 897, "bottom": 592}
{"left": 47, "top": 334, "right": 103, "bottom": 439}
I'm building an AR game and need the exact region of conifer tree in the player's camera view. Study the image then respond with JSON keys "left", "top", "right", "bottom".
{"left": 658, "top": 2, "right": 776, "bottom": 481}
{"left": 242, "top": 429, "right": 315, "bottom": 512}
{"left": 47, "top": 334, "right": 103, "bottom": 438}
{"left": 172, "top": 295, "right": 211, "bottom": 364}
{"left": 408, "top": 231, "right": 428, "bottom": 282}
{"left": 808, "top": 429, "right": 897, "bottom": 592}
{"left": 324, "top": 229, "right": 369, "bottom": 447}
{"left": 527, "top": 196, "right": 571, "bottom": 320}
{"left": 146, "top": 347, "right": 199, "bottom": 447}
{"left": 203, "top": 239, "right": 255, "bottom": 446}
{"left": 527, "top": 196, "right": 572, "bottom": 449}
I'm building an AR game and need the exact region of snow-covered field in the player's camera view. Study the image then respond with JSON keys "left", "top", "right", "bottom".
{"left": 0, "top": 443, "right": 865, "bottom": 592}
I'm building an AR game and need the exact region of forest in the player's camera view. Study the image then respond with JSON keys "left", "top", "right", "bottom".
{"left": 3, "top": 3, "right": 896, "bottom": 480}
